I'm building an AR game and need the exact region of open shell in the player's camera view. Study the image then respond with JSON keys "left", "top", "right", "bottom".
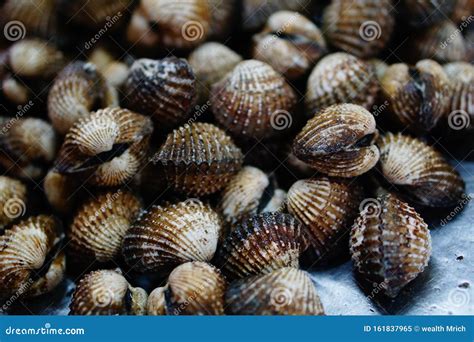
{"left": 0, "top": 176, "right": 27, "bottom": 229}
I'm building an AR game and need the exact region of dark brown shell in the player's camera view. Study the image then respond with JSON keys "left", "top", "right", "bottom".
{"left": 322, "top": 0, "right": 394, "bottom": 58}
{"left": 293, "top": 103, "right": 379, "bottom": 178}
{"left": 377, "top": 133, "right": 465, "bottom": 207}
{"left": 306, "top": 53, "right": 379, "bottom": 115}
{"left": 287, "top": 177, "right": 364, "bottom": 261}
{"left": 380, "top": 60, "right": 450, "bottom": 133}
{"left": 124, "top": 57, "right": 197, "bottom": 129}
{"left": 122, "top": 200, "right": 222, "bottom": 273}
{"left": 0, "top": 175, "right": 27, "bottom": 229}
{"left": 226, "top": 267, "right": 324, "bottom": 315}
{"left": 215, "top": 212, "right": 306, "bottom": 280}
{"left": 398, "top": 0, "right": 456, "bottom": 27}
{"left": 211, "top": 59, "right": 297, "bottom": 139}
{"left": 350, "top": 194, "right": 432, "bottom": 297}
{"left": 153, "top": 122, "right": 243, "bottom": 196}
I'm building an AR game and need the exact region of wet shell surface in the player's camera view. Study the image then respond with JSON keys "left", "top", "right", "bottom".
{"left": 165, "top": 262, "right": 226, "bottom": 315}
{"left": 287, "top": 177, "right": 364, "bottom": 261}
{"left": 293, "top": 104, "right": 379, "bottom": 178}
{"left": 443, "top": 62, "right": 474, "bottom": 126}
{"left": 122, "top": 200, "right": 222, "bottom": 273}
{"left": 154, "top": 122, "right": 243, "bottom": 196}
{"left": 0, "top": 175, "right": 27, "bottom": 229}
{"left": 124, "top": 57, "right": 197, "bottom": 128}
{"left": 48, "top": 61, "right": 118, "bottom": 135}
{"left": 306, "top": 53, "right": 379, "bottom": 115}
{"left": 226, "top": 267, "right": 324, "bottom": 315}
{"left": 54, "top": 107, "right": 153, "bottom": 187}
{"left": 147, "top": 286, "right": 167, "bottom": 315}
{"left": 211, "top": 59, "right": 297, "bottom": 139}
{"left": 322, "top": 0, "right": 394, "bottom": 58}
{"left": 380, "top": 59, "right": 450, "bottom": 133}
{"left": 0, "top": 215, "right": 65, "bottom": 298}
{"left": 350, "top": 193, "right": 432, "bottom": 297}
{"left": 215, "top": 212, "right": 305, "bottom": 280}
{"left": 253, "top": 11, "right": 327, "bottom": 80}
{"left": 399, "top": 0, "right": 455, "bottom": 27}
{"left": 69, "top": 269, "right": 147, "bottom": 315}
{"left": 68, "top": 191, "right": 142, "bottom": 264}
{"left": 377, "top": 133, "right": 465, "bottom": 207}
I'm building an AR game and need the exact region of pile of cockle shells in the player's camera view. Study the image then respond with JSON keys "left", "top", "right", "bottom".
{"left": 0, "top": 0, "right": 471, "bottom": 315}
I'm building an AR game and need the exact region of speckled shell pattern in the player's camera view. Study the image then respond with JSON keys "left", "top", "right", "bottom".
{"left": 215, "top": 212, "right": 306, "bottom": 280}
{"left": 225, "top": 267, "right": 324, "bottom": 315}
{"left": 69, "top": 191, "right": 142, "bottom": 264}
{"left": 293, "top": 104, "right": 379, "bottom": 178}
{"left": 0, "top": 175, "right": 27, "bottom": 229}
{"left": 443, "top": 62, "right": 474, "bottom": 125}
{"left": 377, "top": 133, "right": 465, "bottom": 207}
{"left": 125, "top": 57, "right": 197, "bottom": 128}
{"left": 211, "top": 60, "right": 297, "bottom": 139}
{"left": 305, "top": 53, "right": 379, "bottom": 115}
{"left": 154, "top": 122, "right": 243, "bottom": 196}
{"left": 0, "top": 215, "right": 65, "bottom": 298}
{"left": 48, "top": 61, "right": 118, "bottom": 135}
{"left": 122, "top": 200, "right": 222, "bottom": 272}
{"left": 165, "top": 262, "right": 226, "bottom": 315}
{"left": 322, "top": 0, "right": 394, "bottom": 58}
{"left": 287, "top": 177, "right": 364, "bottom": 261}
{"left": 350, "top": 194, "right": 432, "bottom": 298}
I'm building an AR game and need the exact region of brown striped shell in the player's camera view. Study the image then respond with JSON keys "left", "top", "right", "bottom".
{"left": 306, "top": 53, "right": 379, "bottom": 115}
{"left": 287, "top": 177, "right": 364, "bottom": 261}
{"left": 0, "top": 176, "right": 27, "bottom": 229}
{"left": 165, "top": 262, "right": 226, "bottom": 315}
{"left": 211, "top": 60, "right": 297, "bottom": 139}
{"left": 380, "top": 60, "right": 450, "bottom": 133}
{"left": 124, "top": 58, "right": 197, "bottom": 129}
{"left": 122, "top": 200, "right": 222, "bottom": 273}
{"left": 225, "top": 267, "right": 324, "bottom": 315}
{"left": 54, "top": 107, "right": 153, "bottom": 187}
{"left": 350, "top": 194, "right": 432, "bottom": 297}
{"left": 293, "top": 104, "right": 379, "bottom": 178}
{"left": 215, "top": 212, "right": 306, "bottom": 280}
{"left": 188, "top": 42, "right": 243, "bottom": 103}
{"left": 398, "top": 0, "right": 456, "bottom": 27}
{"left": 69, "top": 269, "right": 148, "bottom": 315}
{"left": 0, "top": 215, "right": 65, "bottom": 298}
{"left": 48, "top": 62, "right": 119, "bottom": 135}
{"left": 377, "top": 133, "right": 465, "bottom": 207}
{"left": 62, "top": 0, "right": 131, "bottom": 30}
{"left": 68, "top": 191, "right": 142, "bottom": 264}
{"left": 253, "top": 11, "right": 327, "bottom": 80}
{"left": 153, "top": 122, "right": 243, "bottom": 196}
{"left": 322, "top": 0, "right": 394, "bottom": 58}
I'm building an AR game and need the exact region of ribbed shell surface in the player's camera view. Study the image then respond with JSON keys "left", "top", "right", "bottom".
{"left": 147, "top": 286, "right": 167, "bottom": 315}
{"left": 0, "top": 175, "right": 27, "bottom": 229}
{"left": 399, "top": 0, "right": 455, "bottom": 27}
{"left": 350, "top": 194, "right": 432, "bottom": 297}
{"left": 444, "top": 62, "right": 474, "bottom": 123}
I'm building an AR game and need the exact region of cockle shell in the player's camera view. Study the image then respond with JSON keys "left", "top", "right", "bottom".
{"left": 306, "top": 53, "right": 379, "bottom": 115}
{"left": 253, "top": 11, "right": 327, "bottom": 80}
{"left": 48, "top": 62, "right": 119, "bottom": 135}
{"left": 226, "top": 267, "right": 324, "bottom": 315}
{"left": 443, "top": 62, "right": 474, "bottom": 128}
{"left": 1, "top": 74, "right": 30, "bottom": 105}
{"left": 122, "top": 200, "right": 222, "bottom": 273}
{"left": 69, "top": 269, "right": 147, "bottom": 315}
{"left": 380, "top": 59, "right": 450, "bottom": 133}
{"left": 287, "top": 177, "right": 364, "bottom": 261}
{"left": 54, "top": 107, "right": 153, "bottom": 187}
{"left": 154, "top": 122, "right": 243, "bottom": 196}
{"left": 322, "top": 0, "right": 394, "bottom": 58}
{"left": 350, "top": 193, "right": 432, "bottom": 297}
{"left": 207, "top": 0, "right": 237, "bottom": 38}
{"left": 292, "top": 104, "right": 379, "bottom": 178}
{"left": 377, "top": 133, "right": 465, "bottom": 207}
{"left": 450, "top": 0, "right": 473, "bottom": 23}
{"left": 165, "top": 262, "right": 226, "bottom": 315}
{"left": 147, "top": 286, "right": 167, "bottom": 315}
{"left": 215, "top": 212, "right": 306, "bottom": 280}
{"left": 398, "top": 0, "right": 455, "bottom": 27}
{"left": 211, "top": 60, "right": 297, "bottom": 139}
{"left": 0, "top": 215, "right": 65, "bottom": 298}
{"left": 124, "top": 57, "right": 197, "bottom": 128}
{"left": 69, "top": 191, "right": 142, "bottom": 264}
{"left": 0, "top": 176, "right": 27, "bottom": 229}
{"left": 43, "top": 170, "right": 80, "bottom": 215}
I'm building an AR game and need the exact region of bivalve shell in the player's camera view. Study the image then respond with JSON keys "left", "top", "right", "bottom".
{"left": 147, "top": 286, "right": 167, "bottom": 315}
{"left": 0, "top": 176, "right": 27, "bottom": 229}
{"left": 398, "top": 0, "right": 455, "bottom": 28}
